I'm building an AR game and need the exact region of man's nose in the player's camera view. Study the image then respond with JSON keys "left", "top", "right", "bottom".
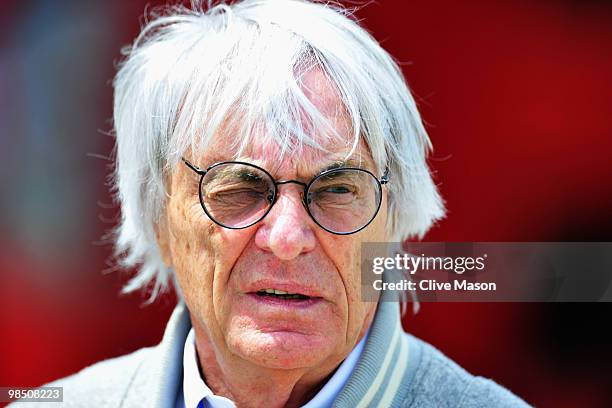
{"left": 254, "top": 184, "right": 316, "bottom": 260}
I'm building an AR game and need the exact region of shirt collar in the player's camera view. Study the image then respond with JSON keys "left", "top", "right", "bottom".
{"left": 181, "top": 327, "right": 370, "bottom": 408}
{"left": 301, "top": 328, "right": 369, "bottom": 408}
{"left": 182, "top": 329, "right": 234, "bottom": 408}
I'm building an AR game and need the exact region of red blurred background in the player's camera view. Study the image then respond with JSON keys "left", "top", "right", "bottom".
{"left": 1, "top": 0, "right": 611, "bottom": 406}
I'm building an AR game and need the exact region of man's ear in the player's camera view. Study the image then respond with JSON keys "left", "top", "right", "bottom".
{"left": 154, "top": 215, "right": 174, "bottom": 268}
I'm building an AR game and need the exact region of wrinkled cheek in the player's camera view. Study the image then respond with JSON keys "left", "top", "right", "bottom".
{"left": 191, "top": 235, "right": 241, "bottom": 336}
{"left": 174, "top": 243, "right": 213, "bottom": 305}
{"left": 170, "top": 213, "right": 219, "bottom": 321}
{"left": 342, "top": 242, "right": 370, "bottom": 336}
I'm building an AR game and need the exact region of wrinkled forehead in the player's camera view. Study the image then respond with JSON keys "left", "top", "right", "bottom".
{"left": 202, "top": 132, "right": 373, "bottom": 178}
{"left": 192, "top": 69, "right": 374, "bottom": 177}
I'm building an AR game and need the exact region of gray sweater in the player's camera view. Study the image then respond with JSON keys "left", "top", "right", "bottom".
{"left": 27, "top": 301, "right": 530, "bottom": 407}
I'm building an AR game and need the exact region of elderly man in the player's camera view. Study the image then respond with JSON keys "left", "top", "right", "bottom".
{"left": 40, "top": 1, "right": 529, "bottom": 407}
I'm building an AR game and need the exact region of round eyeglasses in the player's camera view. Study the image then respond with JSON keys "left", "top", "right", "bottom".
{"left": 182, "top": 158, "right": 389, "bottom": 235}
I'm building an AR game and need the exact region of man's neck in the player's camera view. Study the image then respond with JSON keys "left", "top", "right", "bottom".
{"left": 192, "top": 328, "right": 346, "bottom": 408}
{"left": 188, "top": 304, "right": 376, "bottom": 408}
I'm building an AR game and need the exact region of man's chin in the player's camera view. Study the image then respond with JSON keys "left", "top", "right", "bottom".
{"left": 228, "top": 329, "right": 333, "bottom": 370}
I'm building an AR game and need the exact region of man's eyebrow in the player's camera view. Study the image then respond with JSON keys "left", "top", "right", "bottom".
{"left": 318, "top": 158, "right": 364, "bottom": 174}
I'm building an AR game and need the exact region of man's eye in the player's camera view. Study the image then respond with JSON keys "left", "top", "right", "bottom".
{"left": 312, "top": 185, "right": 358, "bottom": 206}
{"left": 210, "top": 188, "right": 264, "bottom": 199}
{"left": 323, "top": 185, "right": 352, "bottom": 194}
{"left": 318, "top": 184, "right": 356, "bottom": 194}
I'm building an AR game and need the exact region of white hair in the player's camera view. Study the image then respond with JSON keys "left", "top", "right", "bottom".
{"left": 111, "top": 0, "right": 445, "bottom": 301}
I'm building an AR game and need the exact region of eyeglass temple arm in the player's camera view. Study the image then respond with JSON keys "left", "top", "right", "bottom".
{"left": 181, "top": 157, "right": 206, "bottom": 175}
{"left": 380, "top": 167, "right": 390, "bottom": 185}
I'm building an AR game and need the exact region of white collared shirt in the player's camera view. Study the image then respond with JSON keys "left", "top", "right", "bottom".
{"left": 176, "top": 328, "right": 369, "bottom": 408}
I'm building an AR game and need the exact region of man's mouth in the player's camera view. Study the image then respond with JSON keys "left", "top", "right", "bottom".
{"left": 255, "top": 288, "right": 310, "bottom": 300}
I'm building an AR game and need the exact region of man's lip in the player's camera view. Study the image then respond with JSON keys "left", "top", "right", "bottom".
{"left": 244, "top": 280, "right": 324, "bottom": 298}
